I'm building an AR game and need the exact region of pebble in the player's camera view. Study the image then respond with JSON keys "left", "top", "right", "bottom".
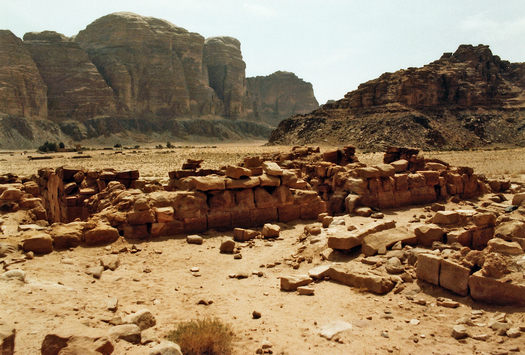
{"left": 107, "top": 297, "right": 119, "bottom": 312}
{"left": 380, "top": 331, "right": 389, "bottom": 338}
{"left": 410, "top": 319, "right": 420, "bottom": 325}
{"left": 472, "top": 333, "right": 490, "bottom": 341}
{"left": 190, "top": 267, "right": 200, "bottom": 272}
{"left": 297, "top": 286, "right": 314, "bottom": 295}
{"left": 506, "top": 328, "right": 521, "bottom": 338}
{"left": 234, "top": 253, "right": 242, "bottom": 259}
{"left": 252, "top": 311, "right": 262, "bottom": 319}
{"left": 187, "top": 235, "right": 204, "bottom": 245}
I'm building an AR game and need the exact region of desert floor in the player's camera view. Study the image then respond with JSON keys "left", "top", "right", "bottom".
{"left": 1, "top": 143, "right": 525, "bottom": 355}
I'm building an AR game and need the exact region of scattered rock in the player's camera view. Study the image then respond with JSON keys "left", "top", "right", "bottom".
{"left": 123, "top": 309, "right": 156, "bottom": 330}
{"left": 262, "top": 223, "right": 280, "bottom": 238}
{"left": 451, "top": 325, "right": 469, "bottom": 339}
{"left": 297, "top": 286, "right": 315, "bottom": 295}
{"left": 86, "top": 266, "right": 104, "bottom": 279}
{"left": 1, "top": 269, "right": 25, "bottom": 282}
{"left": 107, "top": 298, "right": 118, "bottom": 312}
{"left": 252, "top": 311, "right": 262, "bottom": 319}
{"left": 220, "top": 239, "right": 236, "bottom": 254}
{"left": 149, "top": 340, "right": 183, "bottom": 355}
{"left": 319, "top": 321, "right": 353, "bottom": 340}
{"left": 385, "top": 257, "right": 404, "bottom": 274}
{"left": 100, "top": 255, "right": 120, "bottom": 271}
{"left": 0, "top": 321, "right": 15, "bottom": 355}
{"left": 109, "top": 324, "right": 141, "bottom": 344}
{"left": 187, "top": 235, "right": 204, "bottom": 245}
{"left": 41, "top": 322, "right": 114, "bottom": 355}
{"left": 280, "top": 275, "right": 313, "bottom": 291}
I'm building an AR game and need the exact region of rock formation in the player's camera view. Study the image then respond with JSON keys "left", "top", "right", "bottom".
{"left": 247, "top": 71, "right": 319, "bottom": 126}
{"left": 268, "top": 45, "right": 525, "bottom": 150}
{"left": 24, "top": 31, "right": 117, "bottom": 121}
{"left": 0, "top": 30, "right": 47, "bottom": 118}
{"left": 0, "top": 12, "right": 317, "bottom": 148}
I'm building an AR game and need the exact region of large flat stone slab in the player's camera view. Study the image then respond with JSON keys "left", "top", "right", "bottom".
{"left": 468, "top": 271, "right": 525, "bottom": 306}
{"left": 327, "top": 220, "right": 396, "bottom": 251}
{"left": 327, "top": 265, "right": 395, "bottom": 294}
{"left": 362, "top": 226, "right": 416, "bottom": 256}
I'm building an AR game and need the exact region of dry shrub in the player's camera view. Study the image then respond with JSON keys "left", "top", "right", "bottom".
{"left": 167, "top": 317, "right": 234, "bottom": 355}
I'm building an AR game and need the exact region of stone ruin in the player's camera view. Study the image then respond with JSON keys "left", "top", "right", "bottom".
{"left": 1, "top": 145, "right": 525, "bottom": 301}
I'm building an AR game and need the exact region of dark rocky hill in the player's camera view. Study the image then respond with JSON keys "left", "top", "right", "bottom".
{"left": 268, "top": 45, "right": 525, "bottom": 151}
{"left": 0, "top": 12, "right": 317, "bottom": 149}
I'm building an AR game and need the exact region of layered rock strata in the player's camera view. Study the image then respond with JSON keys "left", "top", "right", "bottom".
{"left": 269, "top": 45, "right": 525, "bottom": 150}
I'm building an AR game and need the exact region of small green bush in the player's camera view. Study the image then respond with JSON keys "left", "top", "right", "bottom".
{"left": 167, "top": 317, "right": 233, "bottom": 355}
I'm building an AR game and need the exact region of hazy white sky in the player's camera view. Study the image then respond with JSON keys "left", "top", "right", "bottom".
{"left": 2, "top": 0, "right": 525, "bottom": 104}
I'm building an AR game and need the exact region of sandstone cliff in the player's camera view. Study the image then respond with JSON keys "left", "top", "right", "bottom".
{"left": 269, "top": 45, "right": 525, "bottom": 150}
{"left": 24, "top": 31, "right": 117, "bottom": 121}
{"left": 0, "top": 30, "right": 47, "bottom": 118}
{"left": 0, "top": 12, "right": 317, "bottom": 148}
{"left": 247, "top": 71, "right": 319, "bottom": 126}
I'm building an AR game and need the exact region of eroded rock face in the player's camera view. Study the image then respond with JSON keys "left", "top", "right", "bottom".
{"left": 24, "top": 31, "right": 117, "bottom": 121}
{"left": 75, "top": 12, "right": 202, "bottom": 117}
{"left": 203, "top": 36, "right": 248, "bottom": 118}
{"left": 269, "top": 44, "right": 525, "bottom": 150}
{"left": 247, "top": 71, "right": 319, "bottom": 126}
{"left": 0, "top": 30, "right": 47, "bottom": 118}
{"left": 0, "top": 12, "right": 318, "bottom": 148}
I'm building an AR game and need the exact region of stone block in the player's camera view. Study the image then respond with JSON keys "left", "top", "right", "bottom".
{"left": 123, "top": 224, "right": 150, "bottom": 239}
{"left": 231, "top": 210, "right": 252, "bottom": 228}
{"left": 378, "top": 191, "right": 395, "bottom": 209}
{"left": 23, "top": 232, "right": 53, "bottom": 254}
{"left": 235, "top": 189, "right": 255, "bottom": 210}
{"left": 250, "top": 208, "right": 278, "bottom": 226}
{"left": 471, "top": 226, "right": 494, "bottom": 250}
{"left": 375, "top": 164, "right": 396, "bottom": 178}
{"left": 127, "top": 210, "right": 156, "bottom": 225}
{"left": 272, "top": 185, "right": 294, "bottom": 207}
{"left": 432, "top": 211, "right": 460, "bottom": 225}
{"left": 487, "top": 238, "right": 524, "bottom": 255}
{"left": 344, "top": 177, "right": 368, "bottom": 194}
{"left": 226, "top": 176, "right": 260, "bottom": 189}
{"left": 225, "top": 165, "right": 252, "bottom": 179}
{"left": 394, "top": 190, "right": 412, "bottom": 207}
{"left": 262, "top": 223, "right": 280, "bottom": 238}
{"left": 469, "top": 270, "right": 525, "bottom": 306}
{"left": 447, "top": 229, "right": 472, "bottom": 247}
{"left": 154, "top": 206, "right": 174, "bottom": 223}
{"left": 472, "top": 212, "right": 497, "bottom": 226}
{"left": 301, "top": 201, "right": 327, "bottom": 220}
{"left": 208, "top": 190, "right": 236, "bottom": 211}
{"left": 391, "top": 160, "right": 408, "bottom": 173}
{"left": 439, "top": 259, "right": 471, "bottom": 296}
{"left": 415, "top": 224, "right": 444, "bottom": 247}
{"left": 410, "top": 186, "right": 437, "bottom": 205}
{"left": 278, "top": 204, "right": 301, "bottom": 223}
{"left": 207, "top": 212, "right": 231, "bottom": 229}
{"left": 394, "top": 174, "right": 409, "bottom": 191}
{"left": 328, "top": 220, "right": 396, "bottom": 251}
{"left": 262, "top": 161, "right": 283, "bottom": 176}
{"left": 328, "top": 265, "right": 395, "bottom": 294}
{"left": 357, "top": 167, "right": 380, "bottom": 179}
{"left": 191, "top": 175, "right": 226, "bottom": 191}
{"left": 259, "top": 174, "right": 281, "bottom": 187}
{"left": 184, "top": 216, "right": 207, "bottom": 234}
{"left": 420, "top": 171, "right": 440, "bottom": 186}
{"left": 254, "top": 187, "right": 277, "bottom": 209}
{"left": 41, "top": 323, "right": 114, "bottom": 355}
{"left": 416, "top": 253, "right": 441, "bottom": 285}
{"left": 280, "top": 275, "right": 313, "bottom": 291}
{"left": 162, "top": 220, "right": 185, "bottom": 236}
{"left": 362, "top": 226, "right": 417, "bottom": 256}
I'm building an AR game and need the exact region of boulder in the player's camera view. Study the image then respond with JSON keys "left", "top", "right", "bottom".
{"left": 149, "top": 341, "right": 183, "bottom": 355}
{"left": 511, "top": 192, "right": 525, "bottom": 206}
{"left": 187, "top": 235, "right": 204, "bottom": 245}
{"left": 432, "top": 211, "right": 460, "bottom": 225}
{"left": 328, "top": 220, "right": 396, "bottom": 250}
{"left": 361, "top": 226, "right": 417, "bottom": 256}
{"left": 472, "top": 212, "right": 496, "bottom": 226}
{"left": 0, "top": 188, "right": 23, "bottom": 201}
{"left": 219, "top": 239, "right": 236, "bottom": 254}
{"left": 83, "top": 224, "right": 119, "bottom": 246}
{"left": 262, "top": 161, "right": 283, "bottom": 176}
{"left": 41, "top": 322, "right": 114, "bottom": 355}
{"left": 414, "top": 224, "right": 444, "bottom": 247}
{"left": 262, "top": 223, "right": 280, "bottom": 238}
{"left": 23, "top": 232, "right": 53, "bottom": 254}
{"left": 123, "top": 309, "right": 156, "bottom": 330}
{"left": 327, "top": 265, "right": 395, "bottom": 294}
{"left": 487, "top": 238, "right": 524, "bottom": 255}
{"left": 1, "top": 270, "right": 25, "bottom": 282}
{"left": 108, "top": 324, "right": 141, "bottom": 344}
{"left": 469, "top": 270, "right": 525, "bottom": 306}
{"left": 99, "top": 255, "right": 120, "bottom": 271}
{"left": 49, "top": 222, "right": 83, "bottom": 249}
{"left": 225, "top": 165, "right": 252, "bottom": 179}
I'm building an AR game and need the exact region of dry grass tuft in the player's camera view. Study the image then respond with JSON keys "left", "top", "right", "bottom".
{"left": 167, "top": 317, "right": 234, "bottom": 355}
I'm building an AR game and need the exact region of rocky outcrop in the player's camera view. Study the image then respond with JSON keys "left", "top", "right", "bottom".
{"left": 0, "top": 30, "right": 47, "bottom": 118}
{"left": 247, "top": 71, "right": 319, "bottom": 126}
{"left": 0, "top": 13, "right": 317, "bottom": 148}
{"left": 74, "top": 12, "right": 215, "bottom": 118}
{"left": 24, "top": 31, "right": 117, "bottom": 121}
{"left": 268, "top": 45, "right": 525, "bottom": 150}
{"left": 203, "top": 36, "right": 250, "bottom": 118}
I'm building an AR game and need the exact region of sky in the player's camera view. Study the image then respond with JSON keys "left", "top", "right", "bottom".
{"left": 2, "top": 0, "right": 525, "bottom": 105}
